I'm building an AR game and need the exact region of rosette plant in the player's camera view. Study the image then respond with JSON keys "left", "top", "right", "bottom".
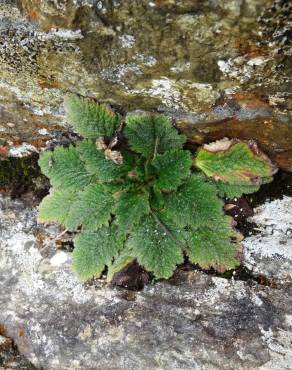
{"left": 38, "top": 95, "right": 275, "bottom": 282}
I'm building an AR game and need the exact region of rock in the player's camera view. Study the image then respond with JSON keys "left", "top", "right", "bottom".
{"left": 174, "top": 94, "right": 292, "bottom": 172}
{"left": 0, "top": 334, "right": 12, "bottom": 349}
{"left": 1, "top": 194, "right": 292, "bottom": 370}
{"left": 0, "top": 0, "right": 291, "bottom": 170}
{"left": 0, "top": 331, "right": 37, "bottom": 369}
{"left": 243, "top": 196, "right": 292, "bottom": 285}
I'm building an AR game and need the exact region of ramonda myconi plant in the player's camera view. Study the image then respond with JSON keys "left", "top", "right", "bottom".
{"left": 38, "top": 94, "right": 276, "bottom": 282}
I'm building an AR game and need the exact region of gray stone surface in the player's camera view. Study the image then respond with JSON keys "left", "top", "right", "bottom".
{"left": 0, "top": 0, "right": 291, "bottom": 170}
{"left": 0, "top": 335, "right": 38, "bottom": 370}
{"left": 0, "top": 194, "right": 292, "bottom": 370}
{"left": 243, "top": 196, "right": 292, "bottom": 284}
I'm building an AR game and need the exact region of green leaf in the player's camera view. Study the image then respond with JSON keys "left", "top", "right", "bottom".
{"left": 64, "top": 94, "right": 120, "bottom": 138}
{"left": 77, "top": 140, "right": 131, "bottom": 182}
{"left": 184, "top": 217, "right": 240, "bottom": 272}
{"left": 162, "top": 174, "right": 224, "bottom": 228}
{"left": 194, "top": 139, "right": 275, "bottom": 185}
{"left": 150, "top": 186, "right": 165, "bottom": 211}
{"left": 38, "top": 190, "right": 76, "bottom": 225}
{"left": 127, "top": 214, "right": 183, "bottom": 279}
{"left": 38, "top": 145, "right": 92, "bottom": 191}
{"left": 72, "top": 226, "right": 122, "bottom": 282}
{"left": 215, "top": 182, "right": 260, "bottom": 199}
{"left": 215, "top": 175, "right": 273, "bottom": 198}
{"left": 38, "top": 151, "right": 54, "bottom": 179}
{"left": 65, "top": 184, "right": 114, "bottom": 231}
{"left": 152, "top": 149, "right": 192, "bottom": 191}
{"left": 115, "top": 191, "right": 150, "bottom": 235}
{"left": 125, "top": 114, "right": 186, "bottom": 158}
{"left": 125, "top": 155, "right": 147, "bottom": 183}
{"left": 107, "top": 246, "right": 135, "bottom": 283}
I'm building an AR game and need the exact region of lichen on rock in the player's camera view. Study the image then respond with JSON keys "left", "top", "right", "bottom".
{"left": 1, "top": 194, "right": 292, "bottom": 369}
{"left": 0, "top": 0, "right": 291, "bottom": 169}
{"left": 243, "top": 196, "right": 292, "bottom": 284}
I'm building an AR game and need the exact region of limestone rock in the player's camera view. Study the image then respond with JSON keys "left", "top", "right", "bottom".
{"left": 0, "top": 0, "right": 291, "bottom": 170}
{"left": 0, "top": 194, "right": 292, "bottom": 369}
{"left": 0, "top": 335, "right": 37, "bottom": 370}
{"left": 243, "top": 196, "right": 292, "bottom": 284}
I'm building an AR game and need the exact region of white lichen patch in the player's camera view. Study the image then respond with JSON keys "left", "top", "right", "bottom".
{"left": 128, "top": 77, "right": 186, "bottom": 110}
{"left": 285, "top": 315, "right": 292, "bottom": 327}
{"left": 243, "top": 196, "right": 292, "bottom": 282}
{"left": 170, "top": 62, "right": 191, "bottom": 73}
{"left": 259, "top": 326, "right": 292, "bottom": 370}
{"left": 218, "top": 59, "right": 232, "bottom": 74}
{"left": 6, "top": 232, "right": 40, "bottom": 271}
{"left": 134, "top": 53, "right": 157, "bottom": 66}
{"left": 52, "top": 268, "right": 93, "bottom": 305}
{"left": 0, "top": 80, "right": 65, "bottom": 126}
{"left": 9, "top": 143, "right": 38, "bottom": 157}
{"left": 38, "top": 128, "right": 49, "bottom": 135}
{"left": 100, "top": 63, "right": 142, "bottom": 84}
{"left": 248, "top": 196, "right": 292, "bottom": 234}
{"left": 36, "top": 29, "right": 83, "bottom": 41}
{"left": 247, "top": 57, "right": 267, "bottom": 66}
{"left": 119, "top": 34, "right": 135, "bottom": 48}
{"left": 150, "top": 78, "right": 183, "bottom": 108}
{"left": 217, "top": 56, "right": 269, "bottom": 84}
{"left": 0, "top": 195, "right": 94, "bottom": 305}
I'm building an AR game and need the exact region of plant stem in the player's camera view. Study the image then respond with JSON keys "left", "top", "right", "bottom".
{"left": 153, "top": 136, "right": 159, "bottom": 160}
{"left": 53, "top": 229, "right": 69, "bottom": 242}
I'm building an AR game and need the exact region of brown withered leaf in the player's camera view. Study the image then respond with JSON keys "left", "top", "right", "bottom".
{"left": 104, "top": 149, "right": 123, "bottom": 164}
{"left": 96, "top": 137, "right": 107, "bottom": 150}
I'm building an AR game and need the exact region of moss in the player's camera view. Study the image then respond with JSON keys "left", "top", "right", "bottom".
{"left": 0, "top": 154, "right": 45, "bottom": 195}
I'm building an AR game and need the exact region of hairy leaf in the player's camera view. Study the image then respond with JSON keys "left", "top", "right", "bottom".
{"left": 38, "top": 99, "right": 275, "bottom": 283}
{"left": 215, "top": 176, "right": 273, "bottom": 198}
{"left": 128, "top": 214, "right": 183, "bottom": 279}
{"left": 184, "top": 217, "right": 240, "bottom": 272}
{"left": 64, "top": 94, "right": 120, "bottom": 138}
{"left": 77, "top": 140, "right": 132, "bottom": 182}
{"left": 115, "top": 191, "right": 150, "bottom": 234}
{"left": 38, "top": 151, "right": 54, "bottom": 179}
{"left": 72, "top": 226, "right": 122, "bottom": 282}
{"left": 194, "top": 139, "right": 275, "bottom": 185}
{"left": 107, "top": 246, "right": 135, "bottom": 283}
{"left": 65, "top": 184, "right": 114, "bottom": 231}
{"left": 38, "top": 190, "right": 76, "bottom": 224}
{"left": 152, "top": 149, "right": 192, "bottom": 191}
{"left": 38, "top": 145, "right": 92, "bottom": 191}
{"left": 163, "top": 174, "right": 224, "bottom": 228}
{"left": 150, "top": 186, "right": 165, "bottom": 211}
{"left": 215, "top": 182, "right": 260, "bottom": 198}
{"left": 125, "top": 114, "right": 186, "bottom": 159}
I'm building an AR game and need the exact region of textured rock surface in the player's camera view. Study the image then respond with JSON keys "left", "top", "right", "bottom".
{"left": 0, "top": 335, "right": 38, "bottom": 370}
{"left": 0, "top": 0, "right": 291, "bottom": 169}
{"left": 1, "top": 194, "right": 292, "bottom": 370}
{"left": 243, "top": 195, "right": 292, "bottom": 284}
